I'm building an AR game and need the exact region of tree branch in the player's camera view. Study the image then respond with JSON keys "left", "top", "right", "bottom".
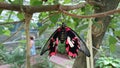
{"left": 1, "top": 2, "right": 120, "bottom": 18}
{"left": 59, "top": 8, "right": 120, "bottom": 18}
{"left": 24, "top": 13, "right": 32, "bottom": 68}
{"left": 0, "top": 2, "right": 86, "bottom": 13}
{"left": 0, "top": 19, "right": 25, "bottom": 25}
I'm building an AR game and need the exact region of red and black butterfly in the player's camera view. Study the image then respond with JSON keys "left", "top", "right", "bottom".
{"left": 40, "top": 23, "right": 90, "bottom": 57}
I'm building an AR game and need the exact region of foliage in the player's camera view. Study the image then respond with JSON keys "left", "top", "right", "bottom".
{"left": 8, "top": 0, "right": 23, "bottom": 5}
{"left": 94, "top": 13, "right": 120, "bottom": 68}
{"left": 17, "top": 13, "right": 24, "bottom": 20}
{"left": 38, "top": 24, "right": 49, "bottom": 36}
{"left": 0, "top": 26, "right": 11, "bottom": 36}
{"left": 30, "top": 0, "right": 42, "bottom": 6}
{"left": 0, "top": 45, "right": 25, "bottom": 68}
{"left": 106, "top": 13, "right": 120, "bottom": 52}
{"left": 95, "top": 56, "right": 120, "bottom": 68}
{"left": 49, "top": 13, "right": 60, "bottom": 23}
{"left": 95, "top": 46, "right": 120, "bottom": 68}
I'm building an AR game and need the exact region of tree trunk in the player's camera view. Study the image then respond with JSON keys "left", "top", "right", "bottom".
{"left": 25, "top": 13, "right": 32, "bottom": 68}
{"left": 73, "top": 0, "right": 120, "bottom": 68}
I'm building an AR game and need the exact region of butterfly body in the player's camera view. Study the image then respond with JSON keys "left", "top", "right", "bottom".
{"left": 57, "top": 26, "right": 67, "bottom": 43}
{"left": 40, "top": 23, "right": 90, "bottom": 57}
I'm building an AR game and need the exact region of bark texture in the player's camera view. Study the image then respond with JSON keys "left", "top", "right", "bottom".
{"left": 73, "top": 0, "right": 120, "bottom": 68}
{"left": 0, "top": 2, "right": 86, "bottom": 13}
{"left": 25, "top": 13, "right": 32, "bottom": 68}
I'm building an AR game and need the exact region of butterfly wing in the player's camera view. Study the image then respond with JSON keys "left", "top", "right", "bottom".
{"left": 40, "top": 24, "right": 90, "bottom": 57}
{"left": 40, "top": 27, "right": 61, "bottom": 56}
{"left": 65, "top": 27, "right": 90, "bottom": 57}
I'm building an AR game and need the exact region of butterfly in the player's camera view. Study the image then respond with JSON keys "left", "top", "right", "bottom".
{"left": 40, "top": 23, "right": 90, "bottom": 57}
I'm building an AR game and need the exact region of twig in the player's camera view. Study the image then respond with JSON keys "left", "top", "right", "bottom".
{"left": 7, "top": 11, "right": 13, "bottom": 22}
{"left": 92, "top": 46, "right": 99, "bottom": 51}
{"left": 40, "top": 11, "right": 60, "bottom": 24}
{"left": 59, "top": 7, "right": 120, "bottom": 18}
{"left": 0, "top": 19, "right": 25, "bottom": 25}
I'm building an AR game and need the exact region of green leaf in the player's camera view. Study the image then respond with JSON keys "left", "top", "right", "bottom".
{"left": 110, "top": 44, "right": 116, "bottom": 52}
{"left": 3, "top": 29, "right": 10, "bottom": 36}
{"left": 30, "top": 0, "right": 42, "bottom": 6}
{"left": 109, "top": 23, "right": 117, "bottom": 28}
{"left": 39, "top": 24, "right": 49, "bottom": 36}
{"left": 99, "top": 63, "right": 104, "bottom": 68}
{"left": 109, "top": 35, "right": 117, "bottom": 52}
{"left": 67, "top": 22, "right": 75, "bottom": 29}
{"left": 112, "top": 62, "right": 118, "bottom": 67}
{"left": 81, "top": 4, "right": 93, "bottom": 15}
{"left": 104, "top": 60, "right": 110, "bottom": 65}
{"left": 72, "top": 17, "right": 81, "bottom": 23}
{"left": 109, "top": 35, "right": 117, "bottom": 44}
{"left": 49, "top": 13, "right": 60, "bottom": 23}
{"left": 49, "top": 23, "right": 55, "bottom": 28}
{"left": 17, "top": 13, "right": 24, "bottom": 20}
{"left": 114, "top": 30, "right": 120, "bottom": 37}
{"left": 63, "top": 0, "right": 71, "bottom": 3}
{"left": 8, "top": 0, "right": 23, "bottom": 4}
{"left": 76, "top": 24, "right": 88, "bottom": 32}
{"left": 39, "top": 12, "right": 48, "bottom": 20}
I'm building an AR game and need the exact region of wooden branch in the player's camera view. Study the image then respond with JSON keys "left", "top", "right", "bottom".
{"left": 0, "top": 19, "right": 25, "bottom": 25}
{"left": 59, "top": 8, "right": 120, "bottom": 18}
{"left": 0, "top": 2, "right": 86, "bottom": 13}
{"left": 24, "top": 13, "right": 32, "bottom": 68}
{"left": 1, "top": 2, "right": 119, "bottom": 18}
